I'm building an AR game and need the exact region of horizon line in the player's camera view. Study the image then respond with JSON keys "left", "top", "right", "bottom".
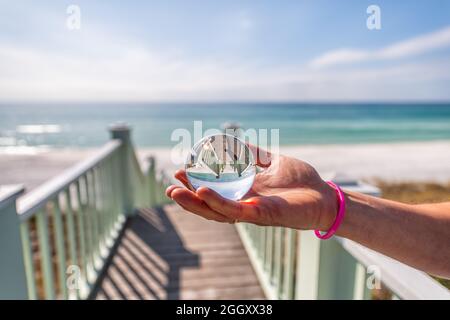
{"left": 1, "top": 100, "right": 450, "bottom": 105}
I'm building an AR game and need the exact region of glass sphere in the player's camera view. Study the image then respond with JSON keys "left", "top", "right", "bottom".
{"left": 185, "top": 134, "right": 256, "bottom": 201}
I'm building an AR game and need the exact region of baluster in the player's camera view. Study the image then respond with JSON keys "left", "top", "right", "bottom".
{"left": 94, "top": 166, "right": 107, "bottom": 256}
{"left": 81, "top": 175, "right": 96, "bottom": 282}
{"left": 64, "top": 188, "right": 78, "bottom": 267}
{"left": 53, "top": 197, "right": 68, "bottom": 299}
{"left": 19, "top": 220, "right": 38, "bottom": 300}
{"left": 265, "top": 227, "right": 273, "bottom": 274}
{"left": 104, "top": 157, "right": 115, "bottom": 245}
{"left": 112, "top": 152, "right": 124, "bottom": 223}
{"left": 99, "top": 166, "right": 108, "bottom": 252}
{"left": 246, "top": 224, "right": 252, "bottom": 243}
{"left": 259, "top": 227, "right": 266, "bottom": 263}
{"left": 251, "top": 225, "right": 258, "bottom": 248}
{"left": 252, "top": 226, "right": 259, "bottom": 252}
{"left": 295, "top": 231, "right": 320, "bottom": 300}
{"left": 273, "top": 227, "right": 284, "bottom": 298}
{"left": 86, "top": 171, "right": 101, "bottom": 270}
{"left": 108, "top": 156, "right": 118, "bottom": 228}
{"left": 103, "top": 157, "right": 114, "bottom": 243}
{"left": 283, "top": 228, "right": 296, "bottom": 299}
{"left": 353, "top": 263, "right": 371, "bottom": 300}
{"left": 251, "top": 225, "right": 257, "bottom": 246}
{"left": 36, "top": 209, "right": 56, "bottom": 299}
{"left": 143, "top": 158, "right": 151, "bottom": 207}
{"left": 101, "top": 161, "right": 111, "bottom": 246}
{"left": 158, "top": 173, "right": 165, "bottom": 205}
{"left": 315, "top": 240, "right": 362, "bottom": 299}
{"left": 64, "top": 188, "right": 79, "bottom": 299}
{"left": 148, "top": 157, "right": 156, "bottom": 207}
{"left": 75, "top": 179, "right": 89, "bottom": 296}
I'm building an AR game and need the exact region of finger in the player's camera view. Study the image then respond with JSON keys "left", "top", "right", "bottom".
{"left": 246, "top": 143, "right": 272, "bottom": 168}
{"left": 171, "top": 188, "right": 234, "bottom": 223}
{"left": 196, "top": 187, "right": 260, "bottom": 223}
{"left": 166, "top": 185, "right": 182, "bottom": 198}
{"left": 174, "top": 169, "right": 194, "bottom": 190}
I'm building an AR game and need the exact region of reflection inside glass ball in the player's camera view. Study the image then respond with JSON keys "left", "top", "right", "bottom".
{"left": 186, "top": 134, "right": 256, "bottom": 201}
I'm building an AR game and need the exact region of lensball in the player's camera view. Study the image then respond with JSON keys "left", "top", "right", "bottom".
{"left": 185, "top": 134, "right": 256, "bottom": 201}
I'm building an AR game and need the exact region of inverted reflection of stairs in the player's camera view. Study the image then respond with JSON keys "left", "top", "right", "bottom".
{"left": 92, "top": 204, "right": 265, "bottom": 300}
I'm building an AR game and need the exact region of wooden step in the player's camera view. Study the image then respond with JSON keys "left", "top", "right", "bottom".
{"left": 93, "top": 205, "right": 264, "bottom": 300}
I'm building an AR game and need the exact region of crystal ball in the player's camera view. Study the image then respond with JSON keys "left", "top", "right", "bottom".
{"left": 185, "top": 134, "right": 256, "bottom": 201}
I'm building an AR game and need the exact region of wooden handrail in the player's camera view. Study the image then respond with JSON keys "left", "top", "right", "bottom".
{"left": 237, "top": 178, "right": 450, "bottom": 300}
{"left": 0, "top": 185, "right": 25, "bottom": 210}
{"left": 0, "top": 125, "right": 172, "bottom": 300}
{"left": 129, "top": 147, "right": 147, "bottom": 183}
{"left": 17, "top": 140, "right": 122, "bottom": 220}
{"left": 336, "top": 237, "right": 450, "bottom": 300}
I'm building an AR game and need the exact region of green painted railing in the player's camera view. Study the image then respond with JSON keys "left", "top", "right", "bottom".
{"left": 0, "top": 124, "right": 171, "bottom": 299}
{"left": 2, "top": 124, "right": 449, "bottom": 300}
{"left": 236, "top": 179, "right": 450, "bottom": 300}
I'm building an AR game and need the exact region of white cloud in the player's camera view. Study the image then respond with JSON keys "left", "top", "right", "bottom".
{"left": 1, "top": 23, "right": 450, "bottom": 102}
{"left": 309, "top": 25, "right": 450, "bottom": 68}
{"left": 308, "top": 49, "right": 371, "bottom": 69}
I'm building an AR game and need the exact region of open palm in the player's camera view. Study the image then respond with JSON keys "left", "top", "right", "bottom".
{"left": 166, "top": 146, "right": 336, "bottom": 231}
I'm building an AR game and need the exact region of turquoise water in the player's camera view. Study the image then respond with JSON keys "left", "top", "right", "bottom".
{"left": 1, "top": 103, "right": 450, "bottom": 147}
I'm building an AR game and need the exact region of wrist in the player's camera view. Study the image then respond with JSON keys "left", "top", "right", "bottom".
{"left": 316, "top": 181, "right": 340, "bottom": 231}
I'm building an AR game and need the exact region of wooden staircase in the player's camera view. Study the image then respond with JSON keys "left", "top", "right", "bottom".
{"left": 92, "top": 204, "right": 265, "bottom": 300}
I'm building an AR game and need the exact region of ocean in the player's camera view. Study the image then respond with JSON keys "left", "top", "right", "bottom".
{"left": 1, "top": 102, "right": 450, "bottom": 148}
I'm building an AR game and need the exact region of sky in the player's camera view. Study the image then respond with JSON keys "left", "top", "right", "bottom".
{"left": 0, "top": 0, "right": 450, "bottom": 102}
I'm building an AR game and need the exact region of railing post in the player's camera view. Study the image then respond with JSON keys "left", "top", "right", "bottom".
{"left": 109, "top": 123, "right": 135, "bottom": 216}
{"left": 296, "top": 231, "right": 362, "bottom": 300}
{"left": 147, "top": 156, "right": 157, "bottom": 207}
{"left": 296, "top": 230, "right": 321, "bottom": 299}
{"left": 0, "top": 185, "right": 28, "bottom": 299}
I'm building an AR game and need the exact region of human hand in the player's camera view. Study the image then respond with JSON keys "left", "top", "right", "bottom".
{"left": 166, "top": 145, "right": 337, "bottom": 231}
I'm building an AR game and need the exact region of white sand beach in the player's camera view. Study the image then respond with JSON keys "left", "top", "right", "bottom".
{"left": 2, "top": 140, "right": 449, "bottom": 192}
{"left": 141, "top": 140, "right": 450, "bottom": 184}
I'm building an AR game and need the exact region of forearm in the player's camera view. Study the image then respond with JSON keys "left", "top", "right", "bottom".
{"left": 335, "top": 192, "right": 450, "bottom": 278}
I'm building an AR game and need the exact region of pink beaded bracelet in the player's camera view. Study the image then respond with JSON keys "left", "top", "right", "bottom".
{"left": 314, "top": 181, "right": 346, "bottom": 240}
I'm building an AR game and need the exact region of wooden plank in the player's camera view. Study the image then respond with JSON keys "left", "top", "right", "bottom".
{"left": 93, "top": 205, "right": 265, "bottom": 300}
